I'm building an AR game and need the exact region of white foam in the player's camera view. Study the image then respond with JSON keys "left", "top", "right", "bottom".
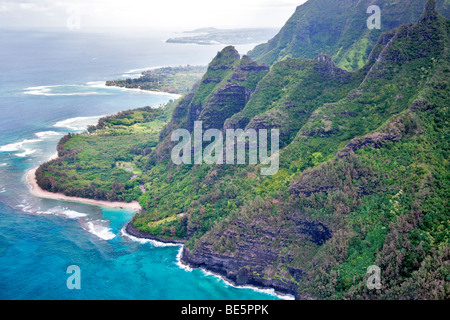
{"left": 24, "top": 84, "right": 110, "bottom": 96}
{"left": 196, "top": 267, "right": 295, "bottom": 300}
{"left": 175, "top": 247, "right": 193, "bottom": 272}
{"left": 121, "top": 66, "right": 164, "bottom": 78}
{"left": 120, "top": 226, "right": 182, "bottom": 248}
{"left": 86, "top": 81, "right": 107, "bottom": 87}
{"left": 34, "top": 131, "right": 62, "bottom": 139}
{"left": 61, "top": 209, "right": 88, "bottom": 219}
{"left": 0, "top": 139, "right": 41, "bottom": 158}
{"left": 14, "top": 149, "right": 37, "bottom": 157}
{"left": 125, "top": 67, "right": 152, "bottom": 74}
{"left": 37, "top": 206, "right": 88, "bottom": 219}
{"left": 24, "top": 85, "right": 59, "bottom": 95}
{"left": 0, "top": 142, "right": 22, "bottom": 152}
{"left": 0, "top": 139, "right": 41, "bottom": 152}
{"left": 16, "top": 203, "right": 34, "bottom": 213}
{"left": 122, "top": 74, "right": 140, "bottom": 78}
{"left": 174, "top": 247, "right": 294, "bottom": 300}
{"left": 121, "top": 226, "right": 294, "bottom": 300}
{"left": 0, "top": 163, "right": 8, "bottom": 167}
{"left": 86, "top": 220, "right": 116, "bottom": 241}
{"left": 53, "top": 116, "right": 104, "bottom": 131}
{"left": 0, "top": 188, "right": 6, "bottom": 193}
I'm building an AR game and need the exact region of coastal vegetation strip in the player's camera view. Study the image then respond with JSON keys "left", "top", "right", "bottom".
{"left": 105, "top": 65, "right": 207, "bottom": 95}
{"left": 35, "top": 104, "right": 175, "bottom": 205}
{"left": 27, "top": 168, "right": 141, "bottom": 211}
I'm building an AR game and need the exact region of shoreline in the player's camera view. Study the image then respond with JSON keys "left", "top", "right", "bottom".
{"left": 25, "top": 167, "right": 142, "bottom": 211}
{"left": 23, "top": 109, "right": 293, "bottom": 300}
{"left": 124, "top": 221, "right": 185, "bottom": 244}
{"left": 89, "top": 81, "right": 183, "bottom": 99}
{"left": 27, "top": 160, "right": 294, "bottom": 300}
{"left": 181, "top": 248, "right": 298, "bottom": 301}
{"left": 124, "top": 221, "right": 296, "bottom": 300}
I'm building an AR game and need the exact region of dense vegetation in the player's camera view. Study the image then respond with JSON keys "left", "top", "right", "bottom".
{"left": 37, "top": 0, "right": 449, "bottom": 299}
{"left": 36, "top": 104, "right": 175, "bottom": 202}
{"left": 105, "top": 66, "right": 206, "bottom": 94}
{"left": 248, "top": 0, "right": 450, "bottom": 70}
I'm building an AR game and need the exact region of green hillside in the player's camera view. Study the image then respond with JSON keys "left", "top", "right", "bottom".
{"left": 36, "top": 0, "right": 449, "bottom": 299}
{"left": 248, "top": 0, "right": 450, "bottom": 70}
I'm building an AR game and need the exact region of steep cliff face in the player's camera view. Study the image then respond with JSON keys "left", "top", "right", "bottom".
{"left": 179, "top": 46, "right": 270, "bottom": 132}
{"left": 181, "top": 211, "right": 332, "bottom": 299}
{"left": 150, "top": 47, "right": 269, "bottom": 163}
{"left": 175, "top": 4, "right": 450, "bottom": 299}
{"left": 198, "top": 55, "right": 269, "bottom": 130}
{"left": 225, "top": 53, "right": 367, "bottom": 146}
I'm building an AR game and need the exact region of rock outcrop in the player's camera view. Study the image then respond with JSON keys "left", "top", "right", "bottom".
{"left": 181, "top": 215, "right": 332, "bottom": 299}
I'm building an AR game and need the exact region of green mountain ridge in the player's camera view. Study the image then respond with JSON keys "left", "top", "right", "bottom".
{"left": 36, "top": 0, "right": 449, "bottom": 299}
{"left": 174, "top": 2, "right": 449, "bottom": 299}
{"left": 249, "top": 0, "right": 450, "bottom": 70}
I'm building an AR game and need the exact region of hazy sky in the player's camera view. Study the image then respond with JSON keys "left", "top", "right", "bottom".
{"left": 0, "top": 0, "right": 307, "bottom": 31}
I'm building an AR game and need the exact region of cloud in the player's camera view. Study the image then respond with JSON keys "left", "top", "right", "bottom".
{"left": 0, "top": 0, "right": 59, "bottom": 11}
{"left": 0, "top": 0, "right": 304, "bottom": 30}
{"left": 19, "top": 3, "right": 44, "bottom": 10}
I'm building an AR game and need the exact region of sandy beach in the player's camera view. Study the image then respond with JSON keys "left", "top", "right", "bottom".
{"left": 26, "top": 167, "right": 142, "bottom": 211}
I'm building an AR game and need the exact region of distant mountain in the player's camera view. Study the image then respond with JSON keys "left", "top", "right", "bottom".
{"left": 249, "top": 0, "right": 450, "bottom": 70}
{"left": 166, "top": 28, "right": 279, "bottom": 45}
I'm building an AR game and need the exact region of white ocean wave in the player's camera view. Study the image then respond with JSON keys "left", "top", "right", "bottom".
{"left": 199, "top": 267, "right": 295, "bottom": 301}
{"left": 0, "top": 139, "right": 41, "bottom": 152}
{"left": 34, "top": 131, "right": 62, "bottom": 139}
{"left": 0, "top": 139, "right": 41, "bottom": 158}
{"left": 59, "top": 209, "right": 88, "bottom": 220}
{"left": 53, "top": 115, "right": 104, "bottom": 131}
{"left": 0, "top": 163, "right": 8, "bottom": 167}
{"left": 85, "top": 81, "right": 106, "bottom": 87}
{"left": 86, "top": 220, "right": 116, "bottom": 241}
{"left": 16, "top": 203, "right": 34, "bottom": 213}
{"left": 24, "top": 84, "right": 110, "bottom": 97}
{"left": 36, "top": 206, "right": 88, "bottom": 219}
{"left": 120, "top": 66, "right": 162, "bottom": 78}
{"left": 175, "top": 246, "right": 193, "bottom": 272}
{"left": 14, "top": 148, "right": 37, "bottom": 157}
{"left": 17, "top": 203, "right": 89, "bottom": 219}
{"left": 174, "top": 247, "right": 295, "bottom": 300}
{"left": 120, "top": 226, "right": 182, "bottom": 248}
{"left": 0, "top": 187, "right": 6, "bottom": 193}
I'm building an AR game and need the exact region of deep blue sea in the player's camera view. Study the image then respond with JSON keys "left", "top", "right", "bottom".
{"left": 0, "top": 28, "right": 284, "bottom": 300}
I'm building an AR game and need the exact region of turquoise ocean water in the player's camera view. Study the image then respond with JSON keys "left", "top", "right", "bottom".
{"left": 0, "top": 29, "right": 283, "bottom": 300}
